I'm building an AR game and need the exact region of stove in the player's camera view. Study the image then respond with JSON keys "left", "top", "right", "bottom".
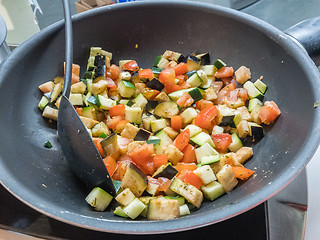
{"left": 0, "top": 0, "right": 319, "bottom": 239}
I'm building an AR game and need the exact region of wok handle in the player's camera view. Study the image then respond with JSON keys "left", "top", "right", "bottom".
{"left": 285, "top": 17, "right": 320, "bottom": 60}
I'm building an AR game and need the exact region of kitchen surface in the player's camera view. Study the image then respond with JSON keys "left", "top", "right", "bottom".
{"left": 0, "top": 0, "right": 320, "bottom": 239}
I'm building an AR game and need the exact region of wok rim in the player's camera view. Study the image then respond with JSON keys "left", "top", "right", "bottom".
{"left": 1, "top": 0, "right": 320, "bottom": 234}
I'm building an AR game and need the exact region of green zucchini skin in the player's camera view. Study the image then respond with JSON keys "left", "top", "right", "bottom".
{"left": 154, "top": 101, "right": 179, "bottom": 118}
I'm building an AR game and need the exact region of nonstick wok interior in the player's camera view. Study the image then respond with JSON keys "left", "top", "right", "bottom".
{"left": 0, "top": 1, "right": 319, "bottom": 234}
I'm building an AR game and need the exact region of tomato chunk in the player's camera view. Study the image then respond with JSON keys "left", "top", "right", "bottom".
{"left": 214, "top": 66, "right": 234, "bottom": 78}
{"left": 165, "top": 83, "right": 183, "bottom": 94}
{"left": 194, "top": 106, "right": 219, "bottom": 130}
{"left": 129, "top": 143, "right": 155, "bottom": 175}
{"left": 171, "top": 115, "right": 183, "bottom": 132}
{"left": 159, "top": 68, "right": 176, "bottom": 85}
{"left": 232, "top": 166, "right": 255, "bottom": 180}
{"left": 109, "top": 104, "right": 125, "bottom": 117}
{"left": 174, "top": 129, "right": 190, "bottom": 151}
{"left": 173, "top": 62, "right": 188, "bottom": 75}
{"left": 211, "top": 133, "right": 232, "bottom": 153}
{"left": 123, "top": 60, "right": 139, "bottom": 72}
{"left": 180, "top": 170, "right": 202, "bottom": 189}
{"left": 103, "top": 156, "right": 117, "bottom": 176}
{"left": 181, "top": 144, "right": 196, "bottom": 163}
{"left": 138, "top": 68, "right": 154, "bottom": 79}
{"left": 258, "top": 101, "right": 281, "bottom": 124}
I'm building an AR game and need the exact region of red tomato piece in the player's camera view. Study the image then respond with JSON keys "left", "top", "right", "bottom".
{"left": 159, "top": 68, "right": 176, "bottom": 85}
{"left": 195, "top": 99, "right": 214, "bottom": 111}
{"left": 174, "top": 129, "right": 190, "bottom": 152}
{"left": 173, "top": 62, "right": 188, "bottom": 75}
{"left": 258, "top": 101, "right": 281, "bottom": 124}
{"left": 177, "top": 92, "right": 194, "bottom": 108}
{"left": 153, "top": 154, "right": 168, "bottom": 169}
{"left": 123, "top": 60, "right": 139, "bottom": 72}
{"left": 129, "top": 143, "right": 155, "bottom": 175}
{"left": 175, "top": 162, "right": 197, "bottom": 174}
{"left": 214, "top": 66, "right": 234, "bottom": 78}
{"left": 165, "top": 83, "right": 183, "bottom": 94}
{"left": 92, "top": 137, "right": 105, "bottom": 157}
{"left": 108, "top": 64, "right": 121, "bottom": 80}
{"left": 103, "top": 156, "right": 117, "bottom": 176}
{"left": 232, "top": 166, "right": 255, "bottom": 180}
{"left": 194, "top": 106, "right": 219, "bottom": 130}
{"left": 109, "top": 104, "right": 125, "bottom": 117}
{"left": 138, "top": 68, "right": 154, "bottom": 79}
{"left": 181, "top": 144, "right": 196, "bottom": 163}
{"left": 105, "top": 77, "right": 117, "bottom": 90}
{"left": 216, "top": 82, "right": 237, "bottom": 105}
{"left": 211, "top": 133, "right": 233, "bottom": 153}
{"left": 171, "top": 115, "right": 183, "bottom": 132}
{"left": 182, "top": 171, "right": 202, "bottom": 189}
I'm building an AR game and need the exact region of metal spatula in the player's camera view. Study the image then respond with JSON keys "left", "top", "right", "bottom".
{"left": 58, "top": 0, "right": 115, "bottom": 195}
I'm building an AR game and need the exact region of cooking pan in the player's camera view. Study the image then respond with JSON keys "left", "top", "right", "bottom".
{"left": 0, "top": 1, "right": 320, "bottom": 234}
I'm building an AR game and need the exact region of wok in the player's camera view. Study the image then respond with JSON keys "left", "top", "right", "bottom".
{"left": 0, "top": 1, "right": 320, "bottom": 234}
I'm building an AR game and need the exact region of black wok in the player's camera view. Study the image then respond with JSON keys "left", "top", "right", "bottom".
{"left": 0, "top": 1, "right": 320, "bottom": 234}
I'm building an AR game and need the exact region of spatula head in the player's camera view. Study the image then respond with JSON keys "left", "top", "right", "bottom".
{"left": 57, "top": 95, "right": 115, "bottom": 195}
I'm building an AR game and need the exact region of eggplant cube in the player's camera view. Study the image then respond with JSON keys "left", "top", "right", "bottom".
{"left": 147, "top": 198, "right": 180, "bottom": 220}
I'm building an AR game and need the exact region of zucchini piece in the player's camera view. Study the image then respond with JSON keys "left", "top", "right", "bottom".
{"left": 81, "top": 106, "right": 96, "bottom": 120}
{"left": 146, "top": 78, "right": 164, "bottom": 91}
{"left": 179, "top": 204, "right": 191, "bottom": 216}
{"left": 200, "top": 65, "right": 217, "bottom": 76}
{"left": 154, "top": 101, "right": 179, "bottom": 118}
{"left": 254, "top": 79, "right": 268, "bottom": 94}
{"left": 38, "top": 96, "right": 49, "bottom": 110}
{"left": 201, "top": 181, "right": 225, "bottom": 201}
{"left": 186, "top": 72, "right": 203, "bottom": 87}
{"left": 44, "top": 140, "right": 53, "bottom": 148}
{"left": 193, "top": 165, "right": 217, "bottom": 185}
{"left": 147, "top": 198, "right": 180, "bottom": 220}
{"left": 228, "top": 133, "right": 243, "bottom": 152}
{"left": 212, "top": 125, "right": 224, "bottom": 135}
{"left": 119, "top": 80, "right": 136, "bottom": 98}
{"left": 152, "top": 163, "right": 178, "bottom": 179}
{"left": 154, "top": 130, "right": 172, "bottom": 154}
{"left": 146, "top": 138, "right": 161, "bottom": 145}
{"left": 113, "top": 206, "right": 129, "bottom": 218}
{"left": 134, "top": 93, "right": 148, "bottom": 109}
{"left": 248, "top": 98, "right": 263, "bottom": 112}
{"left": 169, "top": 177, "right": 203, "bottom": 208}
{"left": 183, "top": 124, "right": 202, "bottom": 137}
{"left": 125, "top": 107, "right": 143, "bottom": 124}
{"left": 194, "top": 143, "right": 220, "bottom": 165}
{"left": 164, "top": 196, "right": 185, "bottom": 206}
{"left": 120, "top": 163, "right": 148, "bottom": 197}
{"left": 123, "top": 198, "right": 146, "bottom": 220}
{"left": 97, "top": 94, "right": 115, "bottom": 110}
{"left": 115, "top": 188, "right": 136, "bottom": 207}
{"left": 150, "top": 119, "right": 168, "bottom": 133}
{"left": 50, "top": 83, "right": 63, "bottom": 102}
{"left": 213, "top": 59, "right": 226, "bottom": 70}
{"left": 180, "top": 107, "right": 198, "bottom": 124}
{"left": 188, "top": 88, "right": 203, "bottom": 102}
{"left": 91, "top": 122, "right": 109, "bottom": 137}
{"left": 85, "top": 187, "right": 113, "bottom": 211}
{"left": 101, "top": 133, "right": 120, "bottom": 159}
{"left": 243, "top": 81, "right": 264, "bottom": 101}
{"left": 69, "top": 93, "right": 84, "bottom": 106}
{"left": 190, "top": 132, "right": 215, "bottom": 148}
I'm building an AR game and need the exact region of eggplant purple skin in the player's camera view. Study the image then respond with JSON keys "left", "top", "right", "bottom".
{"left": 146, "top": 78, "right": 164, "bottom": 91}
{"left": 219, "top": 115, "right": 236, "bottom": 127}
{"left": 93, "top": 55, "right": 106, "bottom": 79}
{"left": 127, "top": 162, "right": 148, "bottom": 184}
{"left": 153, "top": 164, "right": 178, "bottom": 180}
{"left": 134, "top": 129, "right": 151, "bottom": 141}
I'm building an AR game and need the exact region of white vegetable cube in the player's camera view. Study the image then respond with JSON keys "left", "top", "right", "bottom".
{"left": 200, "top": 65, "right": 217, "bottom": 76}
{"left": 179, "top": 204, "right": 191, "bottom": 216}
{"left": 201, "top": 181, "right": 225, "bottom": 201}
{"left": 119, "top": 71, "right": 132, "bottom": 80}
{"left": 181, "top": 108, "right": 198, "bottom": 124}
{"left": 69, "top": 93, "right": 84, "bottom": 106}
{"left": 85, "top": 187, "right": 113, "bottom": 211}
{"left": 212, "top": 125, "right": 224, "bottom": 135}
{"left": 193, "top": 165, "right": 216, "bottom": 185}
{"left": 97, "top": 94, "right": 115, "bottom": 110}
{"left": 115, "top": 188, "right": 136, "bottom": 207}
{"left": 151, "top": 119, "right": 168, "bottom": 133}
{"left": 125, "top": 107, "right": 143, "bottom": 124}
{"left": 121, "top": 123, "right": 139, "bottom": 139}
{"left": 183, "top": 124, "right": 202, "bottom": 137}
{"left": 91, "top": 122, "right": 109, "bottom": 137}
{"left": 164, "top": 144, "right": 184, "bottom": 165}
{"left": 123, "top": 198, "right": 146, "bottom": 220}
{"left": 195, "top": 143, "right": 218, "bottom": 163}
{"left": 216, "top": 164, "right": 238, "bottom": 193}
